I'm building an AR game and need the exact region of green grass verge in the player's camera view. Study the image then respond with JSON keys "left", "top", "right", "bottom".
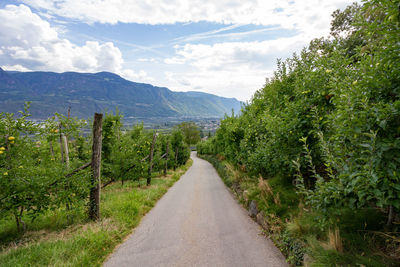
{"left": 0, "top": 159, "right": 192, "bottom": 267}
{"left": 198, "top": 154, "right": 398, "bottom": 267}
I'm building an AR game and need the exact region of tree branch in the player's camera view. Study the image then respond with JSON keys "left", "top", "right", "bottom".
{"left": 65, "top": 161, "right": 91, "bottom": 178}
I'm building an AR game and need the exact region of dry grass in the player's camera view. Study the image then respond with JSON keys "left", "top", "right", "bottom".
{"left": 258, "top": 176, "right": 273, "bottom": 196}
{"left": 258, "top": 177, "right": 281, "bottom": 206}
{"left": 225, "top": 163, "right": 243, "bottom": 182}
{"left": 266, "top": 213, "right": 284, "bottom": 234}
{"left": 321, "top": 228, "right": 343, "bottom": 252}
{"left": 216, "top": 154, "right": 225, "bottom": 161}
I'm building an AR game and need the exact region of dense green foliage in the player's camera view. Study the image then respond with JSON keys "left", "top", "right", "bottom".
{"left": 199, "top": 153, "right": 398, "bottom": 266}
{"left": 199, "top": 0, "right": 399, "bottom": 218}
{"left": 0, "top": 106, "right": 190, "bottom": 232}
{"left": 0, "top": 104, "right": 90, "bottom": 231}
{"left": 0, "top": 160, "right": 192, "bottom": 266}
{"left": 176, "top": 121, "right": 201, "bottom": 145}
{"left": 102, "top": 113, "right": 191, "bottom": 185}
{"left": 197, "top": 0, "right": 400, "bottom": 266}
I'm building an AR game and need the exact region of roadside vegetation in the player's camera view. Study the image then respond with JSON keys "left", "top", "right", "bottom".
{"left": 0, "top": 106, "right": 192, "bottom": 266}
{"left": 0, "top": 161, "right": 192, "bottom": 266}
{"left": 198, "top": 1, "right": 399, "bottom": 266}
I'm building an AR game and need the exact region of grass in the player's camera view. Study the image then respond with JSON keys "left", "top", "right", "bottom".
{"left": 198, "top": 154, "right": 399, "bottom": 267}
{"left": 0, "top": 159, "right": 192, "bottom": 266}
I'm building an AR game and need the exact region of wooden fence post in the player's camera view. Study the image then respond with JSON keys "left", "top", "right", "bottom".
{"left": 89, "top": 113, "right": 103, "bottom": 220}
{"left": 59, "top": 124, "right": 64, "bottom": 163}
{"left": 62, "top": 134, "right": 69, "bottom": 169}
{"left": 147, "top": 132, "right": 157, "bottom": 186}
{"left": 164, "top": 142, "right": 169, "bottom": 176}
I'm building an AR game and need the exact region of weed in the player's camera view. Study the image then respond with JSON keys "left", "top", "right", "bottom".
{"left": 0, "top": 160, "right": 192, "bottom": 266}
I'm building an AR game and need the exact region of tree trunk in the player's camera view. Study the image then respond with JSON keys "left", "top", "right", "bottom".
{"left": 387, "top": 205, "right": 395, "bottom": 227}
{"left": 174, "top": 147, "right": 178, "bottom": 171}
{"left": 147, "top": 132, "right": 157, "bottom": 186}
{"left": 89, "top": 113, "right": 103, "bottom": 221}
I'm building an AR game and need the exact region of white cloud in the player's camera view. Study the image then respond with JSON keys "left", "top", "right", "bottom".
{"left": 1, "top": 1, "right": 357, "bottom": 101}
{"left": 16, "top": 0, "right": 352, "bottom": 101}
{"left": 0, "top": 4, "right": 120, "bottom": 72}
{"left": 163, "top": 35, "right": 309, "bottom": 100}
{"left": 137, "top": 58, "right": 158, "bottom": 63}
{"left": 0, "top": 4, "right": 150, "bottom": 82}
{"left": 20, "top": 0, "right": 351, "bottom": 36}
{"left": 121, "top": 69, "right": 153, "bottom": 82}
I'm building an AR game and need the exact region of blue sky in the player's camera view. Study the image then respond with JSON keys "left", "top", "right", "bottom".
{"left": 0, "top": 0, "right": 354, "bottom": 101}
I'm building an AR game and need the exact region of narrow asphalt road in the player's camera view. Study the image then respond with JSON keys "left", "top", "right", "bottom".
{"left": 104, "top": 152, "right": 288, "bottom": 267}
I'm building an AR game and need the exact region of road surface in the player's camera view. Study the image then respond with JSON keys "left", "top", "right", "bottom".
{"left": 104, "top": 152, "right": 288, "bottom": 267}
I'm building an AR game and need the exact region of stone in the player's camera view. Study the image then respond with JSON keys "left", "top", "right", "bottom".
{"left": 232, "top": 182, "right": 241, "bottom": 195}
{"left": 256, "top": 212, "right": 269, "bottom": 230}
{"left": 248, "top": 200, "right": 258, "bottom": 218}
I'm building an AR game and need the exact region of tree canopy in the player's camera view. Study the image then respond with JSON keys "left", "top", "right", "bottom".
{"left": 198, "top": 0, "right": 400, "bottom": 218}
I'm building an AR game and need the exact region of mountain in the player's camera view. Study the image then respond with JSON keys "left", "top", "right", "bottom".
{"left": 0, "top": 68, "right": 241, "bottom": 120}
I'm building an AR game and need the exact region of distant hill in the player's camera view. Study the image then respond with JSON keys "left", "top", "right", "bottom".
{"left": 0, "top": 68, "right": 241, "bottom": 120}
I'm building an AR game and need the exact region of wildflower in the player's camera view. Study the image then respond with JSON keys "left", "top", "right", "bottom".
{"left": 0, "top": 151, "right": 3, "bottom": 155}
{"left": 3, "top": 172, "right": 8, "bottom": 176}
{"left": 0, "top": 147, "right": 5, "bottom": 151}
{"left": 8, "top": 136, "right": 15, "bottom": 141}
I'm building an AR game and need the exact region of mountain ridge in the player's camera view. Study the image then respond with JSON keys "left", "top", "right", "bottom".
{"left": 0, "top": 68, "right": 241, "bottom": 120}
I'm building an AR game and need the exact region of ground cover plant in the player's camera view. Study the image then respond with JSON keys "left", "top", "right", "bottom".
{"left": 0, "top": 105, "right": 192, "bottom": 266}
{"left": 198, "top": 1, "right": 400, "bottom": 265}
{"left": 0, "top": 161, "right": 192, "bottom": 266}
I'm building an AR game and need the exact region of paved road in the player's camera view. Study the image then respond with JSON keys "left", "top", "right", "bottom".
{"left": 104, "top": 152, "right": 288, "bottom": 267}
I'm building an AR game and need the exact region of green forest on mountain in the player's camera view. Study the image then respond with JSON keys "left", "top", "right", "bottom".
{"left": 198, "top": 1, "right": 399, "bottom": 265}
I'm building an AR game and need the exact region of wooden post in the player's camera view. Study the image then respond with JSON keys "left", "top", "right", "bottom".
{"left": 62, "top": 134, "right": 69, "bottom": 169}
{"left": 59, "top": 124, "right": 64, "bottom": 163}
{"left": 89, "top": 113, "right": 103, "bottom": 220}
{"left": 147, "top": 132, "right": 157, "bottom": 186}
{"left": 174, "top": 146, "right": 178, "bottom": 171}
{"left": 164, "top": 142, "right": 169, "bottom": 176}
{"left": 62, "top": 133, "right": 71, "bottom": 220}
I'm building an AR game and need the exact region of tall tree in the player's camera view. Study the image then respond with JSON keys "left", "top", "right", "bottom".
{"left": 177, "top": 122, "right": 200, "bottom": 145}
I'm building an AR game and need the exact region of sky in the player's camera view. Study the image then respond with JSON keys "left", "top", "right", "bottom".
{"left": 0, "top": 0, "right": 355, "bottom": 101}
